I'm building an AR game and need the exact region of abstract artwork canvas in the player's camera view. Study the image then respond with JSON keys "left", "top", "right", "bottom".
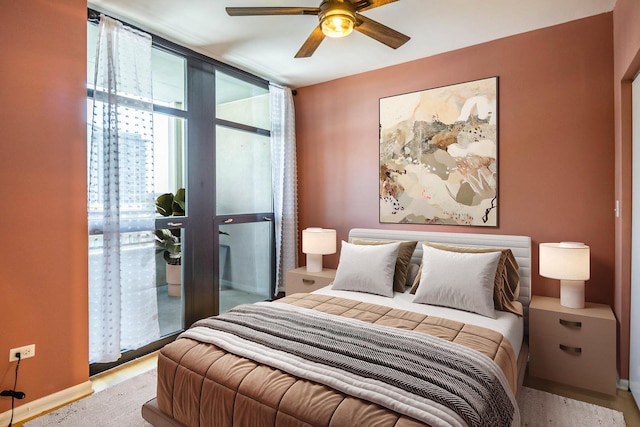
{"left": 379, "top": 77, "right": 498, "bottom": 226}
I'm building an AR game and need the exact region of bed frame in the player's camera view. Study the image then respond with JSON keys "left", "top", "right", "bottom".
{"left": 142, "top": 228, "right": 532, "bottom": 426}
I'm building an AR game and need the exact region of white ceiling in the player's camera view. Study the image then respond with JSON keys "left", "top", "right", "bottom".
{"left": 88, "top": 0, "right": 616, "bottom": 88}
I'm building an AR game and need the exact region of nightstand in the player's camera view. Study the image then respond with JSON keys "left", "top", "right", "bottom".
{"left": 529, "top": 295, "right": 616, "bottom": 395}
{"left": 285, "top": 267, "right": 337, "bottom": 295}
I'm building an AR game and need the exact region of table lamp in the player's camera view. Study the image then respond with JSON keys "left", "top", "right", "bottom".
{"left": 539, "top": 242, "right": 590, "bottom": 308}
{"left": 302, "top": 228, "right": 337, "bottom": 273}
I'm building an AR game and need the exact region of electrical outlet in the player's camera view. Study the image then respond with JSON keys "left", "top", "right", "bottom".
{"left": 9, "top": 344, "right": 35, "bottom": 362}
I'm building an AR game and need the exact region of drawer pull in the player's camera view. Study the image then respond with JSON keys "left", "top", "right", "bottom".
{"left": 559, "top": 344, "right": 582, "bottom": 354}
{"left": 302, "top": 278, "right": 316, "bottom": 285}
{"left": 559, "top": 318, "right": 582, "bottom": 328}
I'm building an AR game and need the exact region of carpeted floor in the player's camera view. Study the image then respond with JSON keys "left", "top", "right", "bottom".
{"left": 25, "top": 369, "right": 626, "bottom": 426}
{"left": 25, "top": 369, "right": 157, "bottom": 427}
{"left": 517, "top": 387, "right": 626, "bottom": 426}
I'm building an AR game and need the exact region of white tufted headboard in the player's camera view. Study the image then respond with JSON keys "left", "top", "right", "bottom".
{"left": 348, "top": 228, "right": 532, "bottom": 334}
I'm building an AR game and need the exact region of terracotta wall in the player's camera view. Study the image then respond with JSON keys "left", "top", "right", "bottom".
{"left": 0, "top": 0, "right": 88, "bottom": 414}
{"left": 295, "top": 14, "right": 617, "bottom": 361}
{"left": 613, "top": 0, "right": 640, "bottom": 380}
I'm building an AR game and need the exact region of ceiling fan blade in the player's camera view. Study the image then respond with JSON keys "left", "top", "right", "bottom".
{"left": 226, "top": 7, "right": 319, "bottom": 16}
{"left": 295, "top": 26, "right": 325, "bottom": 58}
{"left": 354, "top": 14, "right": 410, "bottom": 49}
{"left": 351, "top": 0, "right": 398, "bottom": 12}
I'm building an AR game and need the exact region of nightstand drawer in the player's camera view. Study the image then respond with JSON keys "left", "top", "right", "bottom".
{"left": 532, "top": 309, "right": 604, "bottom": 346}
{"left": 529, "top": 296, "right": 616, "bottom": 395}
{"left": 286, "top": 267, "right": 336, "bottom": 295}
{"left": 529, "top": 329, "right": 612, "bottom": 393}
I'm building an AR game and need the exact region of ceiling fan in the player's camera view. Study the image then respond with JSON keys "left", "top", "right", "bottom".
{"left": 226, "top": 0, "right": 410, "bottom": 58}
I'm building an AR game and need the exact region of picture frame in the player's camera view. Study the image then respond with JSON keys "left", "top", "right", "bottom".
{"left": 379, "top": 76, "right": 498, "bottom": 226}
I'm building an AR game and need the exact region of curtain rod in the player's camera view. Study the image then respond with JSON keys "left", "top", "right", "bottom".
{"left": 88, "top": 8, "right": 100, "bottom": 24}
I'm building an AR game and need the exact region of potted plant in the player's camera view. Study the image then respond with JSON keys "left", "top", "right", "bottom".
{"left": 155, "top": 188, "right": 185, "bottom": 297}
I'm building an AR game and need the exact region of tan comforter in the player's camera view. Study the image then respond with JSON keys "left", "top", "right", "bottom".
{"left": 156, "top": 293, "right": 518, "bottom": 427}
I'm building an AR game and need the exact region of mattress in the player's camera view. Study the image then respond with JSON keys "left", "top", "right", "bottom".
{"left": 153, "top": 292, "right": 520, "bottom": 427}
{"left": 312, "top": 286, "right": 524, "bottom": 357}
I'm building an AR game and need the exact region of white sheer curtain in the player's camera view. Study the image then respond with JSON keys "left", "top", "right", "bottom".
{"left": 88, "top": 16, "right": 159, "bottom": 363}
{"left": 270, "top": 84, "right": 298, "bottom": 293}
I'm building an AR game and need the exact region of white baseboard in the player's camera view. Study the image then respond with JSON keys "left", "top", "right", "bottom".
{"left": 618, "top": 377, "right": 630, "bottom": 391}
{"left": 0, "top": 381, "right": 93, "bottom": 425}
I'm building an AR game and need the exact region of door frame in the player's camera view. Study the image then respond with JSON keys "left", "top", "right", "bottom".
{"left": 630, "top": 73, "right": 640, "bottom": 400}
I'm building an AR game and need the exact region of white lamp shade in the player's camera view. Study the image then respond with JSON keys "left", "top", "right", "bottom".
{"left": 302, "top": 228, "right": 337, "bottom": 255}
{"left": 539, "top": 242, "right": 590, "bottom": 280}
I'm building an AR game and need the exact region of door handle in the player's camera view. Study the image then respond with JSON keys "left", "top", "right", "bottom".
{"left": 559, "top": 318, "right": 582, "bottom": 328}
{"left": 559, "top": 344, "right": 582, "bottom": 354}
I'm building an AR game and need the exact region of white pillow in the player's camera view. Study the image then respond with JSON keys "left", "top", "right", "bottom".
{"left": 331, "top": 241, "right": 401, "bottom": 297}
{"left": 413, "top": 244, "right": 501, "bottom": 318}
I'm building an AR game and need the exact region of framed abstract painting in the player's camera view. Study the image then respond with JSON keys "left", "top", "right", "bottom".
{"left": 379, "top": 76, "right": 498, "bottom": 226}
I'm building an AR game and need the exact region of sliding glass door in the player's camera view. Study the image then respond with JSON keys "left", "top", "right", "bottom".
{"left": 87, "top": 11, "right": 274, "bottom": 373}
{"left": 213, "top": 71, "right": 274, "bottom": 314}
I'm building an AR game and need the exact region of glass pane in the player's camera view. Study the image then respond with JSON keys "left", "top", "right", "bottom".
{"left": 154, "top": 113, "right": 186, "bottom": 213}
{"left": 216, "top": 126, "right": 273, "bottom": 215}
{"left": 89, "top": 231, "right": 160, "bottom": 356}
{"left": 87, "top": 100, "right": 155, "bottom": 220}
{"left": 86, "top": 105, "right": 186, "bottom": 343}
{"left": 216, "top": 71, "right": 270, "bottom": 130}
{"left": 152, "top": 49, "right": 186, "bottom": 110}
{"left": 87, "top": 103, "right": 186, "bottom": 217}
{"left": 88, "top": 23, "right": 185, "bottom": 110}
{"left": 155, "top": 227, "right": 185, "bottom": 336}
{"left": 153, "top": 112, "right": 187, "bottom": 337}
{"left": 87, "top": 22, "right": 99, "bottom": 88}
{"left": 219, "top": 222, "right": 273, "bottom": 314}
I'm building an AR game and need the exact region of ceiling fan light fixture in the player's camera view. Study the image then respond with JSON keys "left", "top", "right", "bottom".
{"left": 320, "top": 9, "right": 355, "bottom": 38}
{"left": 228, "top": 0, "right": 410, "bottom": 57}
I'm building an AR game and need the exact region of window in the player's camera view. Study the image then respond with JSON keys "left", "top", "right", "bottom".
{"left": 87, "top": 12, "right": 274, "bottom": 373}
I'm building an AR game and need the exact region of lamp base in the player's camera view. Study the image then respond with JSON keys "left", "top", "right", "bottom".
{"left": 560, "top": 280, "right": 585, "bottom": 309}
{"left": 306, "top": 254, "right": 323, "bottom": 273}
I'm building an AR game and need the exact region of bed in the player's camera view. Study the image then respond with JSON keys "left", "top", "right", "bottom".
{"left": 142, "top": 228, "right": 531, "bottom": 427}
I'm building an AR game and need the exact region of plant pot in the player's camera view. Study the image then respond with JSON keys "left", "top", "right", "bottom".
{"left": 166, "top": 263, "right": 182, "bottom": 297}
